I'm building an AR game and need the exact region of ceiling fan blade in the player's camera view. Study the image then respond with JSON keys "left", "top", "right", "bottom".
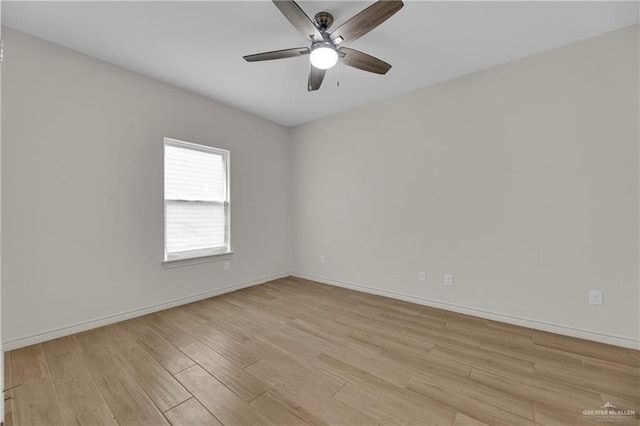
{"left": 308, "top": 65, "right": 326, "bottom": 91}
{"left": 339, "top": 48, "right": 391, "bottom": 74}
{"left": 273, "top": 1, "right": 323, "bottom": 41}
{"left": 330, "top": 1, "right": 404, "bottom": 44}
{"left": 243, "top": 47, "right": 310, "bottom": 62}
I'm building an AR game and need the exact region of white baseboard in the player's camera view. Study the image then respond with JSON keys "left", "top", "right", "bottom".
{"left": 3, "top": 272, "right": 290, "bottom": 351}
{"left": 6, "top": 271, "right": 638, "bottom": 351}
{"left": 292, "top": 272, "right": 640, "bottom": 350}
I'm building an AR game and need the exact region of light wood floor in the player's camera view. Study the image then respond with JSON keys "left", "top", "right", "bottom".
{"left": 4, "top": 277, "right": 639, "bottom": 425}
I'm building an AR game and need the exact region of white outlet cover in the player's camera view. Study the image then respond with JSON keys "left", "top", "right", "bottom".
{"left": 419, "top": 272, "right": 426, "bottom": 282}
{"left": 224, "top": 261, "right": 230, "bottom": 271}
{"left": 320, "top": 256, "right": 326, "bottom": 264}
{"left": 589, "top": 290, "right": 603, "bottom": 305}
{"left": 444, "top": 274, "right": 454, "bottom": 286}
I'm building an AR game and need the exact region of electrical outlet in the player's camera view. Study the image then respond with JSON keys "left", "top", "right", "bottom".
{"left": 589, "top": 290, "right": 603, "bottom": 306}
{"left": 444, "top": 274, "right": 453, "bottom": 286}
{"left": 320, "top": 255, "right": 326, "bottom": 264}
{"left": 418, "top": 272, "right": 426, "bottom": 282}
{"left": 224, "top": 261, "right": 230, "bottom": 271}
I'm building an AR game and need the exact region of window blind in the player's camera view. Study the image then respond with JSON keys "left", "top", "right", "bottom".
{"left": 164, "top": 139, "right": 229, "bottom": 260}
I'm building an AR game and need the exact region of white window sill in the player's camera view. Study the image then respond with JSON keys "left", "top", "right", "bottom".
{"left": 162, "top": 251, "right": 234, "bottom": 269}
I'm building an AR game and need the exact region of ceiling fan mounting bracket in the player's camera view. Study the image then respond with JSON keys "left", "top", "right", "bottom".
{"left": 314, "top": 12, "right": 334, "bottom": 32}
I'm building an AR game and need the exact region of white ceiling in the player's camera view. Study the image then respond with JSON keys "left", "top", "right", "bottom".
{"left": 3, "top": 1, "right": 638, "bottom": 127}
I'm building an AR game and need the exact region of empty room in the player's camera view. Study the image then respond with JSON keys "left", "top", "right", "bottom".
{"left": 1, "top": 0, "right": 639, "bottom": 425}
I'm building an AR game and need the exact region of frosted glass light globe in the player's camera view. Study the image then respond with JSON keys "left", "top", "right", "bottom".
{"left": 310, "top": 46, "right": 338, "bottom": 70}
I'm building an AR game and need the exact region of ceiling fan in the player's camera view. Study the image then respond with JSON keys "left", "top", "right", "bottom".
{"left": 243, "top": 0, "right": 404, "bottom": 91}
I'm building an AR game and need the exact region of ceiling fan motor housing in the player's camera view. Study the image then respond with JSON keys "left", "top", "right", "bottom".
{"left": 314, "top": 12, "right": 334, "bottom": 32}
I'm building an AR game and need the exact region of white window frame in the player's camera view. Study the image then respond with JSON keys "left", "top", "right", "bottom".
{"left": 163, "top": 137, "right": 231, "bottom": 262}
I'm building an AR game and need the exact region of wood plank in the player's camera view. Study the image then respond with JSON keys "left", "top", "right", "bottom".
{"left": 185, "top": 310, "right": 250, "bottom": 345}
{"left": 40, "top": 337, "right": 74, "bottom": 358}
{"left": 98, "top": 323, "right": 140, "bottom": 352}
{"left": 407, "top": 376, "right": 537, "bottom": 425}
{"left": 334, "top": 381, "right": 455, "bottom": 425}
{"left": 284, "top": 308, "right": 354, "bottom": 337}
{"left": 404, "top": 368, "right": 535, "bottom": 420}
{"left": 373, "top": 348, "right": 472, "bottom": 380}
{"left": 12, "top": 377, "right": 65, "bottom": 426}
{"left": 243, "top": 286, "right": 278, "bottom": 300}
{"left": 71, "top": 332, "right": 170, "bottom": 425}
{"left": 311, "top": 353, "right": 456, "bottom": 425}
{"left": 75, "top": 323, "right": 191, "bottom": 414}
{"left": 582, "top": 356, "right": 640, "bottom": 378}
{"left": 535, "top": 361, "right": 640, "bottom": 404}
{"left": 453, "top": 412, "right": 491, "bottom": 426}
{"left": 352, "top": 304, "right": 447, "bottom": 332}
{"left": 444, "top": 322, "right": 533, "bottom": 345}
{"left": 117, "top": 345, "right": 191, "bottom": 412}
{"left": 244, "top": 333, "right": 347, "bottom": 389}
{"left": 164, "top": 398, "right": 222, "bottom": 426}
{"left": 469, "top": 368, "right": 604, "bottom": 413}
{"left": 430, "top": 342, "right": 535, "bottom": 375}
{"left": 96, "top": 369, "right": 170, "bottom": 425}
{"left": 43, "top": 350, "right": 116, "bottom": 425}
{"left": 353, "top": 296, "right": 488, "bottom": 328}
{"left": 332, "top": 310, "right": 405, "bottom": 335}
{"left": 180, "top": 341, "right": 269, "bottom": 402}
{"left": 243, "top": 335, "right": 312, "bottom": 367}
{"left": 139, "top": 313, "right": 198, "bottom": 348}
{"left": 4, "top": 350, "right": 14, "bottom": 426}
{"left": 401, "top": 325, "right": 483, "bottom": 348}
{"left": 119, "top": 319, "right": 195, "bottom": 374}
{"left": 4, "top": 406, "right": 14, "bottom": 426}
{"left": 533, "top": 403, "right": 602, "bottom": 425}
{"left": 284, "top": 321, "right": 369, "bottom": 356}
{"left": 176, "top": 320, "right": 260, "bottom": 368}
{"left": 243, "top": 344, "right": 375, "bottom": 426}
{"left": 247, "top": 358, "right": 375, "bottom": 425}
{"left": 484, "top": 321, "right": 535, "bottom": 337}
{"left": 4, "top": 349, "right": 11, "bottom": 389}
{"left": 220, "top": 293, "right": 288, "bottom": 323}
{"left": 534, "top": 333, "right": 638, "bottom": 366}
{"left": 249, "top": 389, "right": 320, "bottom": 426}
{"left": 230, "top": 291, "right": 284, "bottom": 311}
{"left": 311, "top": 352, "right": 411, "bottom": 389}
{"left": 348, "top": 329, "right": 435, "bottom": 358}
{"left": 288, "top": 319, "right": 378, "bottom": 358}
{"left": 245, "top": 357, "right": 344, "bottom": 400}
{"left": 345, "top": 296, "right": 429, "bottom": 317}
{"left": 10, "top": 344, "right": 47, "bottom": 385}
{"left": 480, "top": 339, "right": 583, "bottom": 367}
{"left": 250, "top": 328, "right": 324, "bottom": 361}
{"left": 174, "top": 365, "right": 272, "bottom": 426}
{"left": 202, "top": 308, "right": 275, "bottom": 340}
{"left": 326, "top": 347, "right": 412, "bottom": 387}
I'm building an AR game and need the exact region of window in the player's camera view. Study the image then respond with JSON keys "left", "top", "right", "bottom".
{"left": 164, "top": 138, "right": 230, "bottom": 261}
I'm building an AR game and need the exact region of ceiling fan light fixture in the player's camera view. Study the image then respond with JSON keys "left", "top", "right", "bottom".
{"left": 243, "top": 0, "right": 404, "bottom": 90}
{"left": 310, "top": 43, "right": 338, "bottom": 69}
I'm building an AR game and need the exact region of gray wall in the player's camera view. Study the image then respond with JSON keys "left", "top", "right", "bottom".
{"left": 291, "top": 26, "right": 639, "bottom": 346}
{"left": 2, "top": 28, "right": 292, "bottom": 347}
{"left": 3, "top": 25, "right": 639, "bottom": 349}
